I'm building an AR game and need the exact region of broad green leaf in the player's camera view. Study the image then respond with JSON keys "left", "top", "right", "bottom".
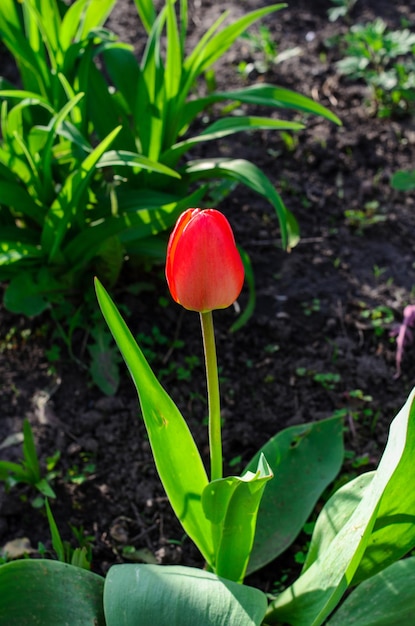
{"left": 390, "top": 169, "right": 415, "bottom": 191}
{"left": 95, "top": 280, "right": 214, "bottom": 565}
{"left": 4, "top": 271, "right": 50, "bottom": 316}
{"left": 202, "top": 454, "right": 273, "bottom": 583}
{"left": 183, "top": 157, "right": 298, "bottom": 250}
{"left": 327, "top": 557, "right": 415, "bottom": 626}
{"left": 0, "top": 559, "right": 105, "bottom": 625}
{"left": 161, "top": 116, "right": 305, "bottom": 166}
{"left": 245, "top": 415, "right": 344, "bottom": 575}
{"left": 303, "top": 397, "right": 415, "bottom": 587}
{"left": 266, "top": 387, "right": 415, "bottom": 626}
{"left": 301, "top": 472, "right": 374, "bottom": 574}
{"left": 104, "top": 564, "right": 268, "bottom": 626}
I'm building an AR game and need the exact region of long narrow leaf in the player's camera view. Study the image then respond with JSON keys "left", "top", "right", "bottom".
{"left": 41, "top": 126, "right": 121, "bottom": 261}
{"left": 183, "top": 157, "right": 299, "bottom": 249}
{"left": 180, "top": 84, "right": 341, "bottom": 133}
{"left": 161, "top": 116, "right": 304, "bottom": 166}
{"left": 182, "top": 5, "right": 286, "bottom": 99}
{"left": 95, "top": 280, "right": 214, "bottom": 565}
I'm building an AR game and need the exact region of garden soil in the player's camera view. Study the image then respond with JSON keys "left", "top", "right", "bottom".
{"left": 1, "top": 0, "right": 415, "bottom": 594}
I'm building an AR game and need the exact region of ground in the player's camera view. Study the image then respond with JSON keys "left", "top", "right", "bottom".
{"left": 1, "top": 0, "right": 415, "bottom": 595}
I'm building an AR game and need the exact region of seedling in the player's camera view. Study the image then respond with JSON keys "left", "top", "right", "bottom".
{"left": 239, "top": 24, "right": 301, "bottom": 76}
{"left": 344, "top": 201, "right": 387, "bottom": 233}
{"left": 0, "top": 419, "right": 56, "bottom": 502}
{"left": 359, "top": 304, "right": 394, "bottom": 337}
{"left": 335, "top": 18, "right": 415, "bottom": 116}
{"left": 301, "top": 298, "right": 321, "bottom": 316}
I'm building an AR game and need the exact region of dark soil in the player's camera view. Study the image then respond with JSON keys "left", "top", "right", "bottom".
{"left": 1, "top": 0, "right": 415, "bottom": 596}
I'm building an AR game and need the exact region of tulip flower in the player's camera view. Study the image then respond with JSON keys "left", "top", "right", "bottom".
{"left": 165, "top": 208, "right": 244, "bottom": 313}
{"left": 166, "top": 208, "right": 244, "bottom": 481}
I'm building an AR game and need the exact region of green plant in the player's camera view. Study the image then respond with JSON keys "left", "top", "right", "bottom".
{"left": 0, "top": 418, "right": 56, "bottom": 502}
{"left": 344, "top": 201, "right": 387, "bottom": 232}
{"left": 3, "top": 209, "right": 415, "bottom": 624}
{"left": 391, "top": 168, "right": 415, "bottom": 191}
{"left": 359, "top": 303, "right": 394, "bottom": 337}
{"left": 335, "top": 18, "right": 415, "bottom": 117}
{"left": 0, "top": 0, "right": 340, "bottom": 325}
{"left": 238, "top": 24, "right": 301, "bottom": 77}
{"left": 45, "top": 499, "right": 93, "bottom": 570}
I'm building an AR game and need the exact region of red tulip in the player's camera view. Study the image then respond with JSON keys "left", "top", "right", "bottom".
{"left": 166, "top": 208, "right": 244, "bottom": 313}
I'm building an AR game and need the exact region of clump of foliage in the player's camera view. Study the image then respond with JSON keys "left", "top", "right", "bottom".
{"left": 334, "top": 17, "right": 415, "bottom": 117}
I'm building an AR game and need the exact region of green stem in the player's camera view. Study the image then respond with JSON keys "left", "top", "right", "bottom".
{"left": 200, "top": 310, "right": 222, "bottom": 481}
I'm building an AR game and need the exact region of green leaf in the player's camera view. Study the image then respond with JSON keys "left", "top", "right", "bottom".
{"left": 103, "top": 564, "right": 268, "bottom": 626}
{"left": 22, "top": 418, "right": 40, "bottom": 483}
{"left": 0, "top": 242, "right": 43, "bottom": 266}
{"left": 0, "top": 559, "right": 105, "bottom": 625}
{"left": 266, "top": 387, "right": 415, "bottom": 626}
{"left": 180, "top": 83, "right": 342, "bottom": 131}
{"left": 390, "top": 169, "right": 415, "bottom": 191}
{"left": 301, "top": 472, "right": 373, "bottom": 575}
{"left": 4, "top": 271, "right": 50, "bottom": 316}
{"left": 183, "top": 5, "right": 286, "bottom": 94}
{"left": 133, "top": 0, "right": 157, "bottom": 34}
{"left": 45, "top": 499, "right": 66, "bottom": 563}
{"left": 327, "top": 557, "right": 415, "bottom": 626}
{"left": 161, "top": 116, "right": 304, "bottom": 166}
{"left": 245, "top": 415, "right": 344, "bottom": 575}
{"left": 202, "top": 453, "right": 273, "bottom": 582}
{"left": 183, "top": 157, "right": 299, "bottom": 250}
{"left": 41, "top": 125, "right": 122, "bottom": 261}
{"left": 95, "top": 279, "right": 214, "bottom": 565}
{"left": 302, "top": 413, "right": 415, "bottom": 587}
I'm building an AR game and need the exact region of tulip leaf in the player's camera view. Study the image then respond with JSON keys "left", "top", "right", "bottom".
{"left": 245, "top": 415, "right": 344, "bottom": 575}
{"left": 327, "top": 557, "right": 415, "bottom": 626}
{"left": 301, "top": 471, "right": 374, "bottom": 574}
{"left": 95, "top": 279, "right": 214, "bottom": 565}
{"left": 302, "top": 411, "right": 415, "bottom": 587}
{"left": 265, "top": 387, "right": 415, "bottom": 626}
{"left": 0, "top": 559, "right": 105, "bottom": 625}
{"left": 103, "top": 564, "right": 268, "bottom": 626}
{"left": 202, "top": 453, "right": 273, "bottom": 583}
